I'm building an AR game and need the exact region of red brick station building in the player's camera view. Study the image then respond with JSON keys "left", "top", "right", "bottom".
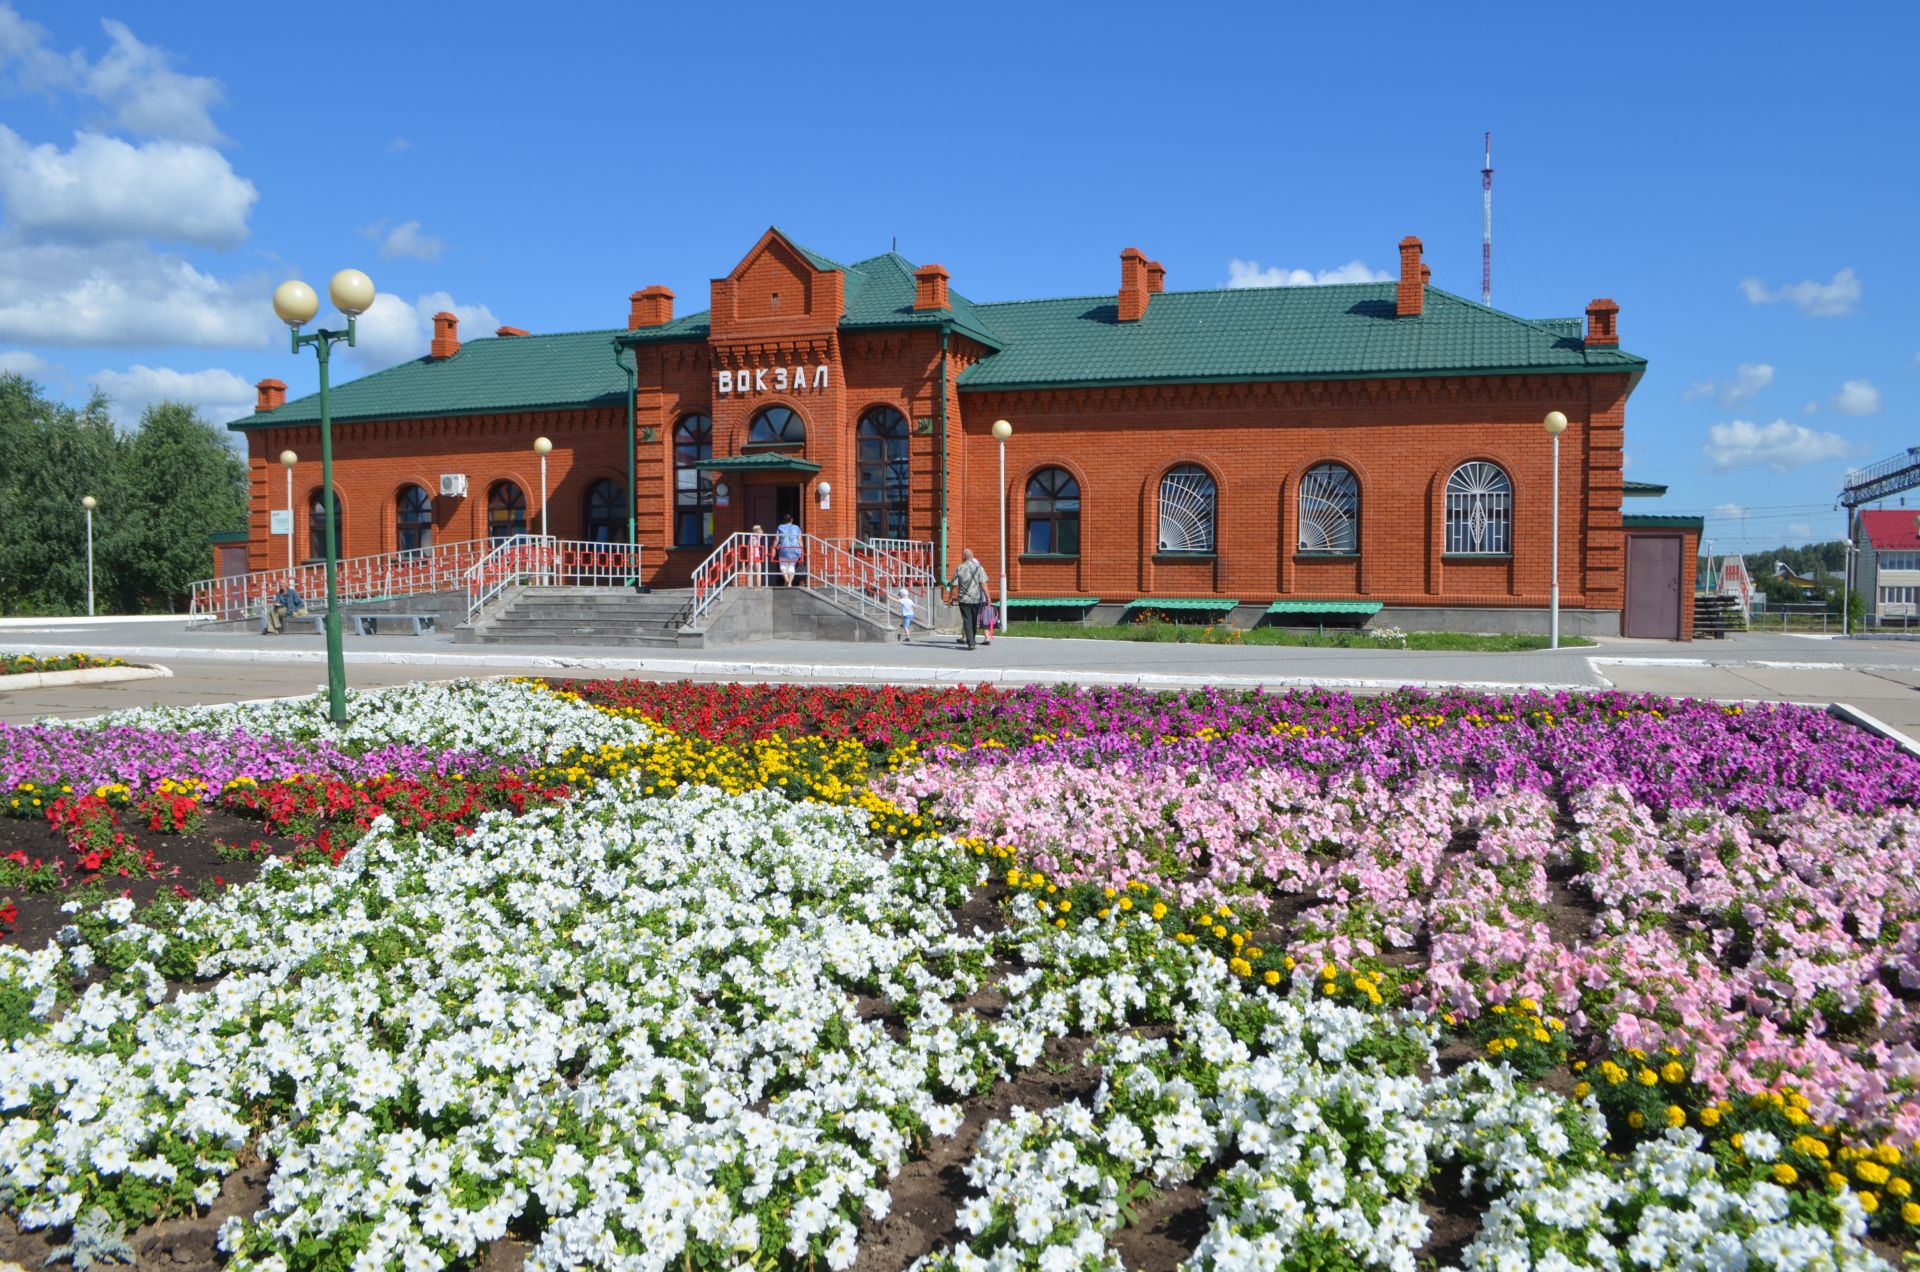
{"left": 230, "top": 227, "right": 1700, "bottom": 638}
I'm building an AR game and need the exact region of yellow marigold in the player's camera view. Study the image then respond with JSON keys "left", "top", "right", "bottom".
{"left": 1211, "top": 925, "right": 1228, "bottom": 940}
{"left": 1574, "top": 1081, "right": 1591, "bottom": 1099}
{"left": 1860, "top": 1191, "right": 1880, "bottom": 1214}
{"left": 1857, "top": 1160, "right": 1891, "bottom": 1186}
{"left": 1228, "top": 957, "right": 1252, "bottom": 978}
{"left": 1877, "top": 1143, "right": 1903, "bottom": 1166}
{"left": 1772, "top": 1163, "right": 1798, "bottom": 1186}
{"left": 1699, "top": 1106, "right": 1721, "bottom": 1128}
{"left": 1263, "top": 969, "right": 1281, "bottom": 987}
{"left": 1666, "top": 1105, "right": 1687, "bottom": 1129}
{"left": 1636, "top": 1068, "right": 1659, "bottom": 1088}
{"left": 1627, "top": 1111, "right": 1645, "bottom": 1129}
{"left": 1888, "top": 1176, "right": 1911, "bottom": 1198}
{"left": 1829, "top": 1172, "right": 1850, "bottom": 1192}
{"left": 1902, "top": 1201, "right": 1920, "bottom": 1226}
{"left": 1661, "top": 1061, "right": 1686, "bottom": 1084}
{"left": 1151, "top": 903, "right": 1168, "bottom": 921}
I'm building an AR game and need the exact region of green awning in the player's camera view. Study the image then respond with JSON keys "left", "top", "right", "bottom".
{"left": 695, "top": 454, "right": 823, "bottom": 474}
{"left": 1124, "top": 597, "right": 1239, "bottom": 612}
{"left": 1622, "top": 514, "right": 1704, "bottom": 530}
{"left": 1622, "top": 480, "right": 1669, "bottom": 498}
{"left": 1265, "top": 600, "right": 1383, "bottom": 615}
{"left": 1007, "top": 597, "right": 1101, "bottom": 608}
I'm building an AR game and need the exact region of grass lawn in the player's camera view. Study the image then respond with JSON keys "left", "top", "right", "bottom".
{"left": 1003, "top": 619, "right": 1596, "bottom": 651}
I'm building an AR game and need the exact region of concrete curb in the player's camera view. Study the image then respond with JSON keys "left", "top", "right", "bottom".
{"left": 1826, "top": 702, "right": 1920, "bottom": 757}
{"left": 0, "top": 641, "right": 1593, "bottom": 694}
{"left": 0, "top": 663, "right": 172, "bottom": 692}
{"left": 0, "top": 614, "right": 193, "bottom": 628}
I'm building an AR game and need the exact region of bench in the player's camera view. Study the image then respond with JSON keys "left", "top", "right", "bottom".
{"left": 351, "top": 612, "right": 436, "bottom": 636}
{"left": 257, "top": 604, "right": 328, "bottom": 635}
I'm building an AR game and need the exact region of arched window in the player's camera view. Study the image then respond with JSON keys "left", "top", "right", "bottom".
{"left": 1444, "top": 461, "right": 1512, "bottom": 555}
{"left": 856, "top": 407, "right": 910, "bottom": 541}
{"left": 487, "top": 480, "right": 527, "bottom": 542}
{"left": 1157, "top": 465, "right": 1216, "bottom": 553}
{"left": 748, "top": 405, "right": 805, "bottom": 445}
{"left": 674, "top": 414, "right": 714, "bottom": 548}
{"left": 1297, "top": 463, "right": 1359, "bottom": 554}
{"left": 584, "top": 479, "right": 626, "bottom": 544}
{"left": 1025, "top": 467, "right": 1080, "bottom": 556}
{"left": 396, "top": 484, "right": 434, "bottom": 552}
{"left": 307, "top": 490, "right": 342, "bottom": 560}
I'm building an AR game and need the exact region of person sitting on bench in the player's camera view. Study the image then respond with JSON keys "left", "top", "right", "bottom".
{"left": 264, "top": 586, "right": 308, "bottom": 634}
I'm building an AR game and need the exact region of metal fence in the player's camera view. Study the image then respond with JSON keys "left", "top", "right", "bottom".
{"left": 465, "top": 537, "right": 644, "bottom": 625}
{"left": 189, "top": 538, "right": 495, "bottom": 621}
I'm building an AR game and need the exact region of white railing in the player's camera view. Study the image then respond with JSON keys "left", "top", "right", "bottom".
{"left": 189, "top": 538, "right": 495, "bottom": 621}
{"left": 685, "top": 532, "right": 941, "bottom": 631}
{"left": 464, "top": 536, "right": 645, "bottom": 626}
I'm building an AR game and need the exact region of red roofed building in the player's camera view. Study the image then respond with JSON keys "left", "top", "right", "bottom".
{"left": 1857, "top": 510, "right": 1920, "bottom": 620}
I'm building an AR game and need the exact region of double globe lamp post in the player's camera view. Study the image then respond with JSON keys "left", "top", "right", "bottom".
{"left": 272, "top": 269, "right": 376, "bottom": 726}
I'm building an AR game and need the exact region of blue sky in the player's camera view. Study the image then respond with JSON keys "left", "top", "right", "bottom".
{"left": 0, "top": 0, "right": 1912, "bottom": 551}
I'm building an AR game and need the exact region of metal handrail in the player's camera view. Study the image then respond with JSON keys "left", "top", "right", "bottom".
{"left": 684, "top": 533, "right": 940, "bottom": 631}
{"left": 189, "top": 538, "right": 495, "bottom": 621}
{"left": 464, "top": 536, "right": 644, "bottom": 626}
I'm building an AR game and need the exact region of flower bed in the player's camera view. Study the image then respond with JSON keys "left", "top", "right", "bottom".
{"left": 0, "top": 653, "right": 127, "bottom": 676}
{"left": 1, "top": 677, "right": 1916, "bottom": 1269}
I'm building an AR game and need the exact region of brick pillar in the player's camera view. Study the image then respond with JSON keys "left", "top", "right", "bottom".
{"left": 1119, "top": 248, "right": 1150, "bottom": 322}
{"left": 1397, "top": 237, "right": 1424, "bottom": 317}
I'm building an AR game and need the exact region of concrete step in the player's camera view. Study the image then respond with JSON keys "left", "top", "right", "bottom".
{"left": 484, "top": 623, "right": 682, "bottom": 636}
{"left": 463, "top": 631, "right": 682, "bottom": 648}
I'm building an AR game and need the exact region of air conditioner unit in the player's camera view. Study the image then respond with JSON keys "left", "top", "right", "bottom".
{"left": 439, "top": 473, "right": 469, "bottom": 498}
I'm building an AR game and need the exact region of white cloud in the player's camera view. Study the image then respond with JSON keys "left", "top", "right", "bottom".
{"left": 0, "top": 347, "right": 47, "bottom": 376}
{"left": 1804, "top": 400, "right": 1820, "bottom": 414}
{"left": 1703, "top": 418, "right": 1862, "bottom": 472}
{"left": 1683, "top": 362, "right": 1774, "bottom": 405}
{"left": 1787, "top": 522, "right": 1814, "bottom": 541}
{"left": 1738, "top": 267, "right": 1861, "bottom": 317}
{"left": 1832, "top": 378, "right": 1881, "bottom": 416}
{"left": 336, "top": 291, "right": 501, "bottom": 371}
{"left": 0, "top": 126, "right": 255, "bottom": 246}
{"left": 87, "top": 363, "right": 253, "bottom": 429}
{"left": 0, "top": 238, "right": 272, "bottom": 347}
{"left": 386, "top": 137, "right": 412, "bottom": 154}
{"left": 84, "top": 19, "right": 225, "bottom": 144}
{"left": 1712, "top": 502, "right": 1747, "bottom": 521}
{"left": 0, "top": 7, "right": 225, "bottom": 144}
{"left": 1226, "top": 258, "right": 1390, "bottom": 288}
{"left": 364, "top": 219, "right": 444, "bottom": 262}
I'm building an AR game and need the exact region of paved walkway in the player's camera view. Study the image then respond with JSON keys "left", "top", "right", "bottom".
{"left": 4, "top": 618, "right": 1920, "bottom": 733}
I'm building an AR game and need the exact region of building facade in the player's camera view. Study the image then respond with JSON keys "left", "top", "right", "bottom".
{"left": 231, "top": 227, "right": 1656, "bottom": 632}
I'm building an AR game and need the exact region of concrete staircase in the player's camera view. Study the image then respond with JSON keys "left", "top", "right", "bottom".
{"left": 455, "top": 587, "right": 693, "bottom": 648}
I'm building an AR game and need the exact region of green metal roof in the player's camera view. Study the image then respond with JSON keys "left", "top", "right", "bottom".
{"left": 207, "top": 529, "right": 249, "bottom": 544}
{"left": 772, "top": 227, "right": 848, "bottom": 275}
{"left": 1622, "top": 479, "right": 1669, "bottom": 497}
{"left": 1265, "top": 600, "right": 1383, "bottom": 614}
{"left": 838, "top": 252, "right": 1003, "bottom": 351}
{"left": 957, "top": 284, "right": 1644, "bottom": 391}
{"left": 1124, "top": 597, "right": 1239, "bottom": 611}
{"left": 695, "top": 454, "right": 822, "bottom": 474}
{"left": 1006, "top": 596, "right": 1101, "bottom": 607}
{"left": 234, "top": 327, "right": 632, "bottom": 430}
{"left": 1623, "top": 513, "right": 1704, "bottom": 530}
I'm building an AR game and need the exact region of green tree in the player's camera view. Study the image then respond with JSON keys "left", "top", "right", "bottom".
{"left": 0, "top": 373, "right": 126, "bottom": 615}
{"left": 112, "top": 402, "right": 248, "bottom": 611}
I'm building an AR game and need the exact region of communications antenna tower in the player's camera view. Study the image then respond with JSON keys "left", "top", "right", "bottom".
{"left": 1481, "top": 132, "right": 1493, "bottom": 306}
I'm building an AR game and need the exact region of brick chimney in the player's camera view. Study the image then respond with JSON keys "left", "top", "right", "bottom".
{"left": 253, "top": 378, "right": 286, "bottom": 413}
{"left": 1585, "top": 298, "right": 1620, "bottom": 346}
{"left": 429, "top": 312, "right": 460, "bottom": 359}
{"left": 494, "top": 325, "right": 529, "bottom": 338}
{"left": 1146, "top": 261, "right": 1166, "bottom": 294}
{"left": 628, "top": 286, "right": 675, "bottom": 329}
{"left": 1119, "top": 247, "right": 1150, "bottom": 322}
{"left": 913, "top": 263, "right": 950, "bottom": 311}
{"left": 1396, "top": 237, "right": 1425, "bottom": 317}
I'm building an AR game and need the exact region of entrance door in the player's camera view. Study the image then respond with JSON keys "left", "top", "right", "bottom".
{"left": 743, "top": 485, "right": 802, "bottom": 535}
{"left": 1625, "top": 534, "right": 1683, "bottom": 639}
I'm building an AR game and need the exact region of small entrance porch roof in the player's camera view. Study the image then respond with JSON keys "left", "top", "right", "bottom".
{"left": 694, "top": 454, "right": 823, "bottom": 474}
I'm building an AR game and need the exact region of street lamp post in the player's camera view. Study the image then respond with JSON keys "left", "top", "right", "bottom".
{"left": 273, "top": 269, "right": 376, "bottom": 726}
{"left": 81, "top": 496, "right": 96, "bottom": 617}
{"left": 1543, "top": 410, "right": 1568, "bottom": 650}
{"left": 991, "top": 419, "right": 1012, "bottom": 624}
{"left": 534, "top": 437, "right": 553, "bottom": 541}
{"left": 279, "top": 450, "right": 298, "bottom": 571}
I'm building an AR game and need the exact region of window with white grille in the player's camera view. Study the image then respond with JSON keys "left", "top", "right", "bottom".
{"left": 1157, "top": 465, "right": 1216, "bottom": 553}
{"left": 1297, "top": 463, "right": 1359, "bottom": 554}
{"left": 1444, "top": 462, "right": 1512, "bottom": 555}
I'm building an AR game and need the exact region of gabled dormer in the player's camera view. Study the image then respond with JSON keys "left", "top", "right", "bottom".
{"left": 709, "top": 227, "right": 846, "bottom": 342}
